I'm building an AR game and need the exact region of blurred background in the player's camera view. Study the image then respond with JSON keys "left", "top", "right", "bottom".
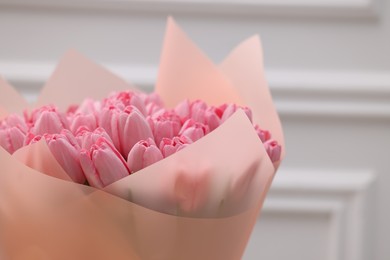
{"left": 0, "top": 0, "right": 389, "bottom": 259}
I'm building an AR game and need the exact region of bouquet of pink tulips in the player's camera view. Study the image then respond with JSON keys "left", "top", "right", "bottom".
{"left": 1, "top": 92, "right": 281, "bottom": 189}
{"left": 0, "top": 18, "right": 284, "bottom": 259}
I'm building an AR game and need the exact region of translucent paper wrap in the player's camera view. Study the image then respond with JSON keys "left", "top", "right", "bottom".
{"left": 0, "top": 18, "right": 284, "bottom": 259}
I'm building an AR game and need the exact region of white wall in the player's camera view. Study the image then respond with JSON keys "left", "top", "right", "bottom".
{"left": 0, "top": 1, "right": 389, "bottom": 259}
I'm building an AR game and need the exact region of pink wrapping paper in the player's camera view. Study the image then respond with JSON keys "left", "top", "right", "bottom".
{"left": 0, "top": 76, "right": 29, "bottom": 115}
{"left": 0, "top": 17, "right": 284, "bottom": 259}
{"left": 0, "top": 106, "right": 8, "bottom": 121}
{"left": 36, "top": 50, "right": 135, "bottom": 111}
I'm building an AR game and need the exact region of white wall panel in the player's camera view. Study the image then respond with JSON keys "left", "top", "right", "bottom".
{"left": 248, "top": 170, "right": 376, "bottom": 260}
{"left": 0, "top": 1, "right": 388, "bottom": 259}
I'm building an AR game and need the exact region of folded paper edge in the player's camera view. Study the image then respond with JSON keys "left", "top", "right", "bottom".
{"left": 219, "top": 34, "right": 285, "bottom": 164}
{"left": 36, "top": 49, "right": 135, "bottom": 110}
{"left": 156, "top": 16, "right": 242, "bottom": 108}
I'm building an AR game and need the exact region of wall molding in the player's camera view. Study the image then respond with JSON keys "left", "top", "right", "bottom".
{"left": 1, "top": 61, "right": 390, "bottom": 119}
{"left": 269, "top": 169, "right": 376, "bottom": 194}
{"left": 262, "top": 169, "right": 375, "bottom": 260}
{"left": 0, "top": 0, "right": 379, "bottom": 18}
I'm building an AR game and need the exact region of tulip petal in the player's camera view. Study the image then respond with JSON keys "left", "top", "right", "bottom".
{"left": 47, "top": 136, "right": 86, "bottom": 184}
{"left": 92, "top": 140, "right": 129, "bottom": 186}
{"left": 80, "top": 149, "right": 104, "bottom": 188}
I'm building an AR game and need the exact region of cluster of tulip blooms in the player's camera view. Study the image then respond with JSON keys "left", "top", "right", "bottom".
{"left": 0, "top": 90, "right": 281, "bottom": 188}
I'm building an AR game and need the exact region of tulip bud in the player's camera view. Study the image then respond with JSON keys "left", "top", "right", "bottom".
{"left": 139, "top": 92, "right": 164, "bottom": 111}
{"left": 117, "top": 106, "right": 154, "bottom": 157}
{"left": 174, "top": 100, "right": 191, "bottom": 123}
{"left": 254, "top": 125, "right": 271, "bottom": 143}
{"left": 221, "top": 104, "right": 253, "bottom": 123}
{"left": 175, "top": 100, "right": 208, "bottom": 124}
{"left": 72, "top": 98, "right": 101, "bottom": 116}
{"left": 45, "top": 129, "right": 86, "bottom": 184}
{"left": 144, "top": 93, "right": 165, "bottom": 115}
{"left": 76, "top": 127, "right": 113, "bottom": 150}
{"left": 105, "top": 91, "right": 147, "bottom": 116}
{"left": 66, "top": 104, "right": 79, "bottom": 115}
{"left": 0, "top": 127, "right": 25, "bottom": 154}
{"left": 144, "top": 92, "right": 165, "bottom": 107}
{"left": 179, "top": 119, "right": 209, "bottom": 142}
{"left": 146, "top": 103, "right": 164, "bottom": 116}
{"left": 127, "top": 138, "right": 163, "bottom": 173}
{"left": 1, "top": 114, "right": 28, "bottom": 133}
{"left": 98, "top": 106, "right": 122, "bottom": 151}
{"left": 80, "top": 137, "right": 130, "bottom": 188}
{"left": 148, "top": 111, "right": 182, "bottom": 146}
{"left": 264, "top": 140, "right": 282, "bottom": 163}
{"left": 159, "top": 135, "right": 192, "bottom": 158}
{"left": 28, "top": 105, "right": 69, "bottom": 135}
{"left": 70, "top": 113, "right": 97, "bottom": 133}
{"left": 190, "top": 100, "right": 208, "bottom": 123}
{"left": 204, "top": 107, "right": 221, "bottom": 131}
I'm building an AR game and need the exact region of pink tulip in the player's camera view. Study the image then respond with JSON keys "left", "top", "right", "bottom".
{"left": 145, "top": 103, "right": 164, "bottom": 116}
{"left": 174, "top": 100, "right": 191, "bottom": 122}
{"left": 175, "top": 100, "right": 222, "bottom": 131}
{"left": 116, "top": 106, "right": 154, "bottom": 157}
{"left": 264, "top": 140, "right": 282, "bottom": 163}
{"left": 0, "top": 127, "right": 25, "bottom": 154}
{"left": 254, "top": 125, "right": 271, "bottom": 143}
{"left": 190, "top": 100, "right": 208, "bottom": 123}
{"left": 105, "top": 91, "right": 147, "bottom": 116}
{"left": 159, "top": 135, "right": 192, "bottom": 158}
{"left": 1, "top": 114, "right": 28, "bottom": 133}
{"left": 45, "top": 130, "right": 86, "bottom": 184}
{"left": 220, "top": 104, "right": 253, "bottom": 123}
{"left": 139, "top": 92, "right": 164, "bottom": 108}
{"left": 68, "top": 99, "right": 101, "bottom": 133}
{"left": 179, "top": 119, "right": 209, "bottom": 142}
{"left": 70, "top": 113, "right": 97, "bottom": 133}
{"left": 73, "top": 98, "right": 101, "bottom": 116}
{"left": 141, "top": 92, "right": 164, "bottom": 107}
{"left": 191, "top": 105, "right": 222, "bottom": 132}
{"left": 175, "top": 100, "right": 208, "bottom": 124}
{"left": 75, "top": 127, "right": 113, "bottom": 150}
{"left": 98, "top": 106, "right": 123, "bottom": 152}
{"left": 141, "top": 92, "right": 166, "bottom": 115}
{"left": 0, "top": 114, "right": 28, "bottom": 153}
{"left": 65, "top": 104, "right": 79, "bottom": 115}
{"left": 80, "top": 137, "right": 130, "bottom": 188}
{"left": 140, "top": 92, "right": 165, "bottom": 115}
{"left": 203, "top": 107, "right": 221, "bottom": 131}
{"left": 147, "top": 111, "right": 182, "bottom": 146}
{"left": 28, "top": 105, "right": 69, "bottom": 135}
{"left": 98, "top": 105, "right": 153, "bottom": 157}
{"left": 127, "top": 138, "right": 163, "bottom": 173}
